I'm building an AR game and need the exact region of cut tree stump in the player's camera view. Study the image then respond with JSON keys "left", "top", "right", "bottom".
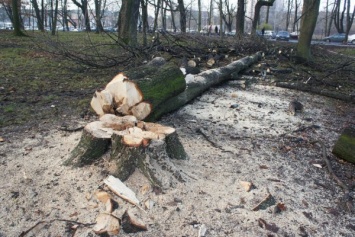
{"left": 65, "top": 114, "right": 187, "bottom": 188}
{"left": 332, "top": 126, "right": 355, "bottom": 164}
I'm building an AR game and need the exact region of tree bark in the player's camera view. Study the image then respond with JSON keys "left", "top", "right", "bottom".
{"left": 296, "top": 0, "right": 320, "bottom": 62}
{"left": 236, "top": 0, "right": 245, "bottom": 35}
{"left": 65, "top": 115, "right": 188, "bottom": 188}
{"left": 30, "top": 0, "right": 44, "bottom": 31}
{"left": 72, "top": 0, "right": 91, "bottom": 31}
{"left": 178, "top": 0, "right": 186, "bottom": 33}
{"left": 118, "top": 0, "right": 140, "bottom": 46}
{"left": 12, "top": 0, "right": 26, "bottom": 36}
{"left": 147, "top": 52, "right": 262, "bottom": 121}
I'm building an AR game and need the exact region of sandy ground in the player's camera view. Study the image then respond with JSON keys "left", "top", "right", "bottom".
{"left": 1, "top": 76, "right": 355, "bottom": 237}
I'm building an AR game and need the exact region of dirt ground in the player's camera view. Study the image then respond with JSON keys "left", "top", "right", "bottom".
{"left": 1, "top": 67, "right": 355, "bottom": 236}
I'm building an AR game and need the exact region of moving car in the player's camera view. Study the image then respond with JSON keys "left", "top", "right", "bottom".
{"left": 322, "top": 33, "right": 345, "bottom": 43}
{"left": 348, "top": 34, "right": 355, "bottom": 44}
{"left": 276, "top": 31, "right": 290, "bottom": 41}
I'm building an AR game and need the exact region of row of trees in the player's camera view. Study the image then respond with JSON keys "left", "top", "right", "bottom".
{"left": 1, "top": 0, "right": 354, "bottom": 61}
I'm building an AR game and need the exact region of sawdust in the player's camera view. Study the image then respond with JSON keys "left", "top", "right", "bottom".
{"left": 0, "top": 80, "right": 355, "bottom": 236}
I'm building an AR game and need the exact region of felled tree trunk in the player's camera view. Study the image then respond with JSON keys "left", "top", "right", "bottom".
{"left": 146, "top": 52, "right": 262, "bottom": 121}
{"left": 91, "top": 59, "right": 185, "bottom": 120}
{"left": 332, "top": 126, "right": 355, "bottom": 164}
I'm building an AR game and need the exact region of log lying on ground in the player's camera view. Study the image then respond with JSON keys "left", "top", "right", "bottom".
{"left": 146, "top": 52, "right": 262, "bottom": 121}
{"left": 91, "top": 59, "right": 186, "bottom": 120}
{"left": 332, "top": 126, "right": 355, "bottom": 164}
{"left": 276, "top": 82, "right": 355, "bottom": 103}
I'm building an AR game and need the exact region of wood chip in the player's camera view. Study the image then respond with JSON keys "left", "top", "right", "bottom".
{"left": 240, "top": 181, "right": 253, "bottom": 192}
{"left": 121, "top": 209, "right": 147, "bottom": 233}
{"left": 104, "top": 175, "right": 140, "bottom": 206}
{"left": 0, "top": 136, "right": 4, "bottom": 142}
{"left": 95, "top": 191, "right": 111, "bottom": 203}
{"left": 93, "top": 213, "right": 120, "bottom": 235}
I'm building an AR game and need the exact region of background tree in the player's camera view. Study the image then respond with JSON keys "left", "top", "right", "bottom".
{"left": 296, "top": 0, "right": 321, "bottom": 62}
{"left": 118, "top": 0, "right": 140, "bottom": 46}
{"left": 178, "top": 0, "right": 186, "bottom": 32}
{"left": 220, "top": 0, "right": 235, "bottom": 33}
{"left": 12, "top": 0, "right": 26, "bottom": 36}
{"left": 30, "top": 0, "right": 44, "bottom": 31}
{"left": 285, "top": 0, "right": 293, "bottom": 31}
{"left": 197, "top": 0, "right": 201, "bottom": 33}
{"left": 141, "top": 0, "right": 148, "bottom": 46}
{"left": 236, "top": 0, "right": 245, "bottom": 35}
{"left": 93, "top": 0, "right": 105, "bottom": 32}
{"left": 252, "top": 0, "right": 275, "bottom": 31}
{"left": 292, "top": 0, "right": 301, "bottom": 32}
{"left": 72, "top": 0, "right": 91, "bottom": 31}
{"left": 344, "top": 0, "right": 355, "bottom": 42}
{"left": 50, "top": 0, "right": 59, "bottom": 35}
{"left": 153, "top": 0, "right": 161, "bottom": 32}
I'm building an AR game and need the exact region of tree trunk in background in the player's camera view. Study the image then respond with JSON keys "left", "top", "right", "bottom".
{"left": 285, "top": 0, "right": 291, "bottom": 31}
{"left": 169, "top": 1, "right": 176, "bottom": 32}
{"left": 153, "top": 0, "right": 161, "bottom": 32}
{"left": 198, "top": 0, "right": 201, "bottom": 33}
{"left": 178, "top": 0, "right": 186, "bottom": 33}
{"left": 118, "top": 0, "right": 140, "bottom": 46}
{"left": 208, "top": 0, "right": 213, "bottom": 32}
{"left": 219, "top": 0, "right": 222, "bottom": 36}
{"left": 292, "top": 0, "right": 299, "bottom": 32}
{"left": 31, "top": 0, "right": 44, "bottom": 31}
{"left": 51, "top": 0, "right": 59, "bottom": 35}
{"left": 72, "top": 0, "right": 91, "bottom": 31}
{"left": 252, "top": 0, "right": 275, "bottom": 31}
{"left": 333, "top": 0, "right": 345, "bottom": 33}
{"left": 141, "top": 0, "right": 148, "bottom": 46}
{"left": 94, "top": 0, "right": 104, "bottom": 32}
{"left": 296, "top": 0, "right": 320, "bottom": 62}
{"left": 266, "top": 6, "right": 269, "bottom": 24}
{"left": 161, "top": 0, "right": 166, "bottom": 30}
{"left": 12, "top": 0, "right": 25, "bottom": 36}
{"left": 63, "top": 0, "right": 69, "bottom": 31}
{"left": 344, "top": 2, "right": 355, "bottom": 43}
{"left": 236, "top": 0, "right": 245, "bottom": 35}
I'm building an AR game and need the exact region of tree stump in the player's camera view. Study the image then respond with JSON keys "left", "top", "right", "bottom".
{"left": 65, "top": 114, "right": 187, "bottom": 188}
{"left": 332, "top": 126, "right": 355, "bottom": 164}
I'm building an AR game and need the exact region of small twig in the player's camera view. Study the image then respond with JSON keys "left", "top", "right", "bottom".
{"left": 317, "top": 141, "right": 354, "bottom": 213}
{"left": 196, "top": 127, "right": 234, "bottom": 154}
{"left": 59, "top": 125, "right": 84, "bottom": 132}
{"left": 19, "top": 219, "right": 95, "bottom": 237}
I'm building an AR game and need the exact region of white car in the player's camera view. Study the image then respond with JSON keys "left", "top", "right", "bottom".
{"left": 348, "top": 34, "right": 355, "bottom": 44}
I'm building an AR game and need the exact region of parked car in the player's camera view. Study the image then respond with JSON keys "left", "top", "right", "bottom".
{"left": 263, "top": 30, "right": 275, "bottom": 39}
{"left": 290, "top": 31, "right": 300, "bottom": 39}
{"left": 347, "top": 34, "right": 355, "bottom": 44}
{"left": 322, "top": 33, "right": 345, "bottom": 43}
{"left": 226, "top": 30, "right": 236, "bottom": 36}
{"left": 276, "top": 31, "right": 290, "bottom": 41}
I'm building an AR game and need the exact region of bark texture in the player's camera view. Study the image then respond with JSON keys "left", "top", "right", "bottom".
{"left": 296, "top": 0, "right": 321, "bottom": 61}
{"left": 147, "top": 52, "right": 262, "bottom": 121}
